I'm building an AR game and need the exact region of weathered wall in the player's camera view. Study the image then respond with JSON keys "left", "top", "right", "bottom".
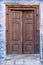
{"left": 40, "top": 2, "right": 43, "bottom": 59}
{"left": 0, "top": 1, "right": 6, "bottom": 59}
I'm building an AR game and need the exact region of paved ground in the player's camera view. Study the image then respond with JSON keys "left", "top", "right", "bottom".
{"left": 0, "top": 54, "right": 43, "bottom": 65}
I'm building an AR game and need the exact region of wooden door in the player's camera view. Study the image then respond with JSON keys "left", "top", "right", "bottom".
{"left": 6, "top": 10, "right": 22, "bottom": 54}
{"left": 22, "top": 11, "right": 35, "bottom": 53}
{"left": 6, "top": 4, "right": 39, "bottom": 54}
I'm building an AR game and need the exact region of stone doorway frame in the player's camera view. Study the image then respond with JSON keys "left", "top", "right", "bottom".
{"left": 4, "top": 2, "right": 40, "bottom": 55}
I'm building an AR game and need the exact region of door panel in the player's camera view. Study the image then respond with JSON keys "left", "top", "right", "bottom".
{"left": 22, "top": 11, "right": 34, "bottom": 53}
{"left": 25, "top": 24, "right": 33, "bottom": 40}
{"left": 9, "top": 10, "right": 22, "bottom": 54}
{"left": 22, "top": 11, "right": 33, "bottom": 19}
{"left": 12, "top": 22, "right": 19, "bottom": 40}
{"left": 12, "top": 11, "right": 22, "bottom": 19}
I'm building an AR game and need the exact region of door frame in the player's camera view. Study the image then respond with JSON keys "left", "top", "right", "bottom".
{"left": 5, "top": 3, "right": 40, "bottom": 54}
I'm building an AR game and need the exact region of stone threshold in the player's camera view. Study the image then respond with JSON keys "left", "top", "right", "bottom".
{"left": 5, "top": 54, "right": 40, "bottom": 60}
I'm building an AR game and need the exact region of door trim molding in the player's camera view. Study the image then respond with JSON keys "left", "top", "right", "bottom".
{"left": 5, "top": 3, "right": 40, "bottom": 54}
{"left": 4, "top": 2, "right": 40, "bottom": 6}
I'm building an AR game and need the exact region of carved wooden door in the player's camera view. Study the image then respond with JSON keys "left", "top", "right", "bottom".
{"left": 22, "top": 11, "right": 35, "bottom": 53}
{"left": 6, "top": 10, "right": 22, "bottom": 54}
{"left": 6, "top": 5, "right": 39, "bottom": 54}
